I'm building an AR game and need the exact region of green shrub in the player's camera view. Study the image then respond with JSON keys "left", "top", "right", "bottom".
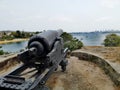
{"left": 0, "top": 46, "right": 8, "bottom": 55}
{"left": 61, "top": 32, "right": 73, "bottom": 42}
{"left": 64, "top": 38, "right": 83, "bottom": 51}
{"left": 103, "top": 33, "right": 120, "bottom": 47}
{"left": 0, "top": 46, "right": 4, "bottom": 55}
{"left": 0, "top": 50, "right": 4, "bottom": 55}
{"left": 61, "top": 32, "right": 83, "bottom": 51}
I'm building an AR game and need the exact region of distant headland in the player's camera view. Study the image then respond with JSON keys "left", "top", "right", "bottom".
{"left": 69, "top": 30, "right": 120, "bottom": 34}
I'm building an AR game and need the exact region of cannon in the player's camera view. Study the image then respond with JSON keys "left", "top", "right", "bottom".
{"left": 0, "top": 30, "right": 68, "bottom": 90}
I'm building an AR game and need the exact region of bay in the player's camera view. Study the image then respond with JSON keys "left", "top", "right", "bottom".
{"left": 1, "top": 32, "right": 120, "bottom": 52}
{"left": 0, "top": 41, "right": 28, "bottom": 53}
{"left": 71, "top": 32, "right": 120, "bottom": 46}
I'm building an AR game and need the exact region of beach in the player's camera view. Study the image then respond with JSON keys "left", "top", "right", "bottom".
{"left": 0, "top": 38, "right": 28, "bottom": 44}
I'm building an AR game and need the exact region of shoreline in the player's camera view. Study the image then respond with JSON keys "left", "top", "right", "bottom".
{"left": 0, "top": 38, "right": 28, "bottom": 44}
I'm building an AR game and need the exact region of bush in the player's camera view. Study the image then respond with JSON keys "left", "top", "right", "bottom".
{"left": 0, "top": 46, "right": 9, "bottom": 55}
{"left": 103, "top": 33, "right": 120, "bottom": 47}
{"left": 0, "top": 50, "right": 4, "bottom": 55}
{"left": 0, "top": 46, "right": 4, "bottom": 55}
{"left": 61, "top": 32, "right": 73, "bottom": 42}
{"left": 64, "top": 38, "right": 83, "bottom": 51}
{"left": 61, "top": 32, "right": 83, "bottom": 51}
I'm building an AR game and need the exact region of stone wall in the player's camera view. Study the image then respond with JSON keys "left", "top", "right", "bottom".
{"left": 71, "top": 51, "right": 120, "bottom": 86}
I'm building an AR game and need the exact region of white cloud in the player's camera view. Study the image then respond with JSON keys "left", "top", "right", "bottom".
{"left": 101, "top": 0, "right": 120, "bottom": 8}
{"left": 49, "top": 16, "right": 73, "bottom": 23}
{"left": 96, "top": 16, "right": 112, "bottom": 22}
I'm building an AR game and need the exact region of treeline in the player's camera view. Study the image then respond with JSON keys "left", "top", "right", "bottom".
{"left": 11, "top": 31, "right": 33, "bottom": 38}
{"left": 0, "top": 30, "right": 35, "bottom": 41}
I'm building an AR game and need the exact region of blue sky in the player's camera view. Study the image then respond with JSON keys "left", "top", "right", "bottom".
{"left": 0, "top": 0, "right": 120, "bottom": 32}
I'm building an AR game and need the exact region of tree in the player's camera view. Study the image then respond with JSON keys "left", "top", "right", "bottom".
{"left": 103, "top": 33, "right": 120, "bottom": 47}
{"left": 16, "top": 30, "right": 22, "bottom": 38}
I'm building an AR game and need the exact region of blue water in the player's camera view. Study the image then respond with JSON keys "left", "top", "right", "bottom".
{"left": 71, "top": 32, "right": 120, "bottom": 46}
{"left": 1, "top": 32, "right": 120, "bottom": 52}
{"left": 0, "top": 41, "right": 28, "bottom": 53}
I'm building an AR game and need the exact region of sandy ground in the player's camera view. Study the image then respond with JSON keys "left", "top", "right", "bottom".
{"left": 79, "top": 46, "right": 120, "bottom": 73}
{"left": 0, "top": 38, "right": 28, "bottom": 44}
{"left": 46, "top": 57, "right": 118, "bottom": 90}
{"left": 81, "top": 46, "right": 120, "bottom": 62}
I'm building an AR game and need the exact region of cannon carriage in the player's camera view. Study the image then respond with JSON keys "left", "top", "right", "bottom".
{"left": 0, "top": 30, "right": 68, "bottom": 90}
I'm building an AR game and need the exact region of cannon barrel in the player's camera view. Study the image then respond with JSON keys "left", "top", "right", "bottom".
{"left": 28, "top": 30, "right": 63, "bottom": 56}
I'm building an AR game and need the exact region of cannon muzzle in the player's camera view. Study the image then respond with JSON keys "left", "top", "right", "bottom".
{"left": 28, "top": 30, "right": 63, "bottom": 57}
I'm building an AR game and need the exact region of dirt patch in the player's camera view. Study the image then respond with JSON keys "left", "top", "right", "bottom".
{"left": 81, "top": 46, "right": 120, "bottom": 62}
{"left": 47, "top": 57, "right": 118, "bottom": 90}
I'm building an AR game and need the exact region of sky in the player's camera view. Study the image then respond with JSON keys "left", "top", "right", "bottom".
{"left": 0, "top": 0, "right": 120, "bottom": 32}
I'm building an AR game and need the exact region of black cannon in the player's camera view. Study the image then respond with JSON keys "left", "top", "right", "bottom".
{"left": 0, "top": 30, "right": 68, "bottom": 90}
